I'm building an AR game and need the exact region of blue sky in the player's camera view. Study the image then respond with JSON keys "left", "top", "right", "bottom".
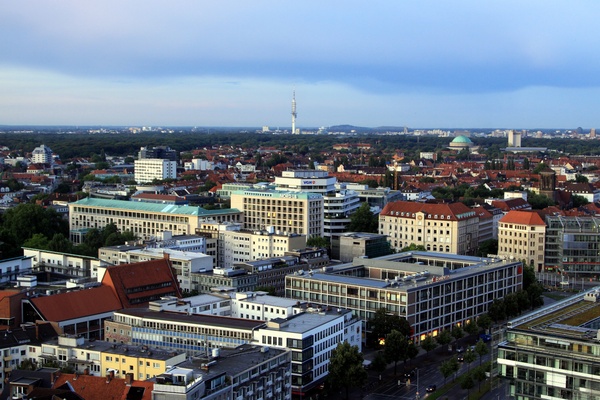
{"left": 1, "top": 1, "right": 599, "bottom": 129}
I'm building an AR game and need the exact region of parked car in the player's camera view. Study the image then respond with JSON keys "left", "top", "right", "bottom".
{"left": 426, "top": 385, "right": 437, "bottom": 393}
{"left": 480, "top": 334, "right": 492, "bottom": 343}
{"left": 457, "top": 354, "right": 464, "bottom": 362}
{"left": 456, "top": 346, "right": 464, "bottom": 353}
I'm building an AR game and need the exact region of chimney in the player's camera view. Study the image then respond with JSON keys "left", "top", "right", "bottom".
{"left": 109, "top": 370, "right": 115, "bottom": 379}
{"left": 125, "top": 373, "right": 133, "bottom": 385}
{"left": 83, "top": 368, "right": 89, "bottom": 375}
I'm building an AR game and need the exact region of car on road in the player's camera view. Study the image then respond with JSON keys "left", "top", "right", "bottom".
{"left": 426, "top": 385, "right": 437, "bottom": 393}
{"left": 457, "top": 354, "right": 464, "bottom": 362}
{"left": 480, "top": 334, "right": 492, "bottom": 342}
{"left": 456, "top": 346, "right": 464, "bottom": 353}
{"left": 404, "top": 369, "right": 416, "bottom": 379}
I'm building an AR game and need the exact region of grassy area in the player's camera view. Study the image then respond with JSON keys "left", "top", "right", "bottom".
{"left": 466, "top": 379, "right": 492, "bottom": 400}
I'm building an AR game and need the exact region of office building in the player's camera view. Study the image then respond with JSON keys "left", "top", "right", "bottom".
{"left": 330, "top": 232, "right": 391, "bottom": 263}
{"left": 255, "top": 308, "right": 361, "bottom": 397}
{"left": 69, "top": 197, "right": 242, "bottom": 242}
{"left": 31, "top": 144, "right": 53, "bottom": 164}
{"left": 545, "top": 215, "right": 600, "bottom": 278}
{"left": 379, "top": 201, "right": 480, "bottom": 255}
{"left": 138, "top": 146, "right": 178, "bottom": 161}
{"left": 286, "top": 252, "right": 523, "bottom": 344}
{"left": 230, "top": 190, "right": 323, "bottom": 238}
{"left": 498, "top": 288, "right": 600, "bottom": 399}
{"left": 134, "top": 159, "right": 177, "bottom": 184}
{"left": 498, "top": 210, "right": 546, "bottom": 271}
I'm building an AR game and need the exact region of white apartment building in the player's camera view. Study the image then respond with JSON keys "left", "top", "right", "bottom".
{"left": 230, "top": 292, "right": 301, "bottom": 321}
{"left": 0, "top": 256, "right": 33, "bottom": 284}
{"left": 230, "top": 190, "right": 323, "bottom": 239}
{"left": 322, "top": 189, "right": 361, "bottom": 238}
{"left": 183, "top": 159, "right": 214, "bottom": 171}
{"left": 134, "top": 159, "right": 177, "bottom": 184}
{"left": 23, "top": 248, "right": 103, "bottom": 278}
{"left": 255, "top": 308, "right": 361, "bottom": 396}
{"left": 147, "top": 294, "right": 231, "bottom": 317}
{"left": 219, "top": 227, "right": 306, "bottom": 269}
{"left": 31, "top": 144, "right": 53, "bottom": 164}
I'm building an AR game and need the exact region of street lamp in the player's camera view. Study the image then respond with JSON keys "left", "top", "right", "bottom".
{"left": 415, "top": 368, "right": 419, "bottom": 400}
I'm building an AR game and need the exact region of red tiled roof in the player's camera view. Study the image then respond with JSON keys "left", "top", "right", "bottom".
{"left": 101, "top": 259, "right": 182, "bottom": 308}
{"left": 131, "top": 193, "right": 182, "bottom": 201}
{"left": 29, "top": 286, "right": 122, "bottom": 322}
{"left": 499, "top": 210, "right": 546, "bottom": 226}
{"left": 53, "top": 374, "right": 153, "bottom": 400}
{"left": 380, "top": 201, "right": 476, "bottom": 221}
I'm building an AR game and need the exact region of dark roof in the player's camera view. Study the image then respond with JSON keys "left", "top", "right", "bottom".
{"left": 101, "top": 259, "right": 182, "bottom": 308}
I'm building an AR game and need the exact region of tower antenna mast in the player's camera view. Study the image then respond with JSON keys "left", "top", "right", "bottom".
{"left": 291, "top": 90, "right": 297, "bottom": 134}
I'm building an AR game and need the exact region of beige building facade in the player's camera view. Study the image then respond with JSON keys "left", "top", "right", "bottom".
{"left": 230, "top": 189, "right": 324, "bottom": 238}
{"left": 379, "top": 201, "right": 480, "bottom": 255}
{"left": 498, "top": 210, "right": 546, "bottom": 271}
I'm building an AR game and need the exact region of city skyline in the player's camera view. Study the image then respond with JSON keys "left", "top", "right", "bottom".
{"left": 2, "top": 1, "right": 600, "bottom": 129}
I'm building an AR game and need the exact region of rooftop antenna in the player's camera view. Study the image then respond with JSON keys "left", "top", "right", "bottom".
{"left": 291, "top": 90, "right": 297, "bottom": 134}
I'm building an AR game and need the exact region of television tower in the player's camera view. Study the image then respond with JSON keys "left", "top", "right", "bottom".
{"left": 291, "top": 91, "right": 297, "bottom": 134}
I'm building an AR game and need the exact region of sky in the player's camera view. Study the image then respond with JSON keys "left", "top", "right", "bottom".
{"left": 1, "top": 1, "right": 600, "bottom": 129}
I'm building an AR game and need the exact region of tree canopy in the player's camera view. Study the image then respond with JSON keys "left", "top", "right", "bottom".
{"left": 327, "top": 342, "right": 367, "bottom": 399}
{"left": 368, "top": 308, "right": 412, "bottom": 348}
{"left": 347, "top": 202, "right": 378, "bottom": 233}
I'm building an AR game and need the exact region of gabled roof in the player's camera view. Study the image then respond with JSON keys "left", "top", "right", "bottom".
{"left": 499, "top": 210, "right": 546, "bottom": 226}
{"left": 101, "top": 259, "right": 182, "bottom": 308}
{"left": 53, "top": 374, "right": 153, "bottom": 400}
{"left": 29, "top": 286, "right": 122, "bottom": 322}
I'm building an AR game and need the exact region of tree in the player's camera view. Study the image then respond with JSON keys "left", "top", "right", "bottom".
{"left": 533, "top": 162, "right": 549, "bottom": 174}
{"left": 327, "top": 342, "right": 367, "bottom": 400}
{"left": 527, "top": 282, "right": 545, "bottom": 309}
{"left": 488, "top": 299, "right": 506, "bottom": 323}
{"left": 440, "top": 359, "right": 455, "bottom": 385}
{"left": 383, "top": 330, "right": 407, "bottom": 376}
{"left": 527, "top": 192, "right": 555, "bottom": 209}
{"left": 436, "top": 330, "right": 453, "bottom": 351}
{"left": 406, "top": 342, "right": 419, "bottom": 365}
{"left": 475, "top": 339, "right": 489, "bottom": 366}
{"left": 460, "top": 372, "right": 475, "bottom": 395}
{"left": 465, "top": 320, "right": 479, "bottom": 336}
{"left": 306, "top": 235, "right": 329, "bottom": 249}
{"left": 22, "top": 233, "right": 50, "bottom": 250}
{"left": 572, "top": 194, "right": 589, "bottom": 208}
{"left": 399, "top": 243, "right": 426, "bottom": 252}
{"left": 476, "top": 239, "right": 498, "bottom": 257}
{"left": 451, "top": 325, "right": 464, "bottom": 343}
{"left": 371, "top": 351, "right": 387, "bottom": 377}
{"left": 420, "top": 335, "right": 437, "bottom": 355}
{"left": 369, "top": 308, "right": 411, "bottom": 348}
{"left": 523, "top": 157, "right": 530, "bottom": 170}
{"left": 477, "top": 314, "right": 492, "bottom": 332}
{"left": 504, "top": 293, "right": 520, "bottom": 318}
{"left": 47, "top": 233, "right": 73, "bottom": 253}
{"left": 347, "top": 202, "right": 378, "bottom": 233}
{"left": 0, "top": 203, "right": 68, "bottom": 257}
{"left": 463, "top": 349, "right": 477, "bottom": 370}
{"left": 575, "top": 174, "right": 589, "bottom": 183}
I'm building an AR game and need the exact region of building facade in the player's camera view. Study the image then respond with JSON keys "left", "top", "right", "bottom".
{"left": 545, "top": 215, "right": 600, "bottom": 278}
{"left": 69, "top": 197, "right": 242, "bottom": 242}
{"left": 230, "top": 190, "right": 323, "bottom": 239}
{"left": 286, "top": 252, "right": 523, "bottom": 344}
{"left": 379, "top": 201, "right": 480, "bottom": 254}
{"left": 134, "top": 159, "right": 178, "bottom": 184}
{"left": 498, "top": 210, "right": 546, "bottom": 272}
{"left": 498, "top": 288, "right": 600, "bottom": 400}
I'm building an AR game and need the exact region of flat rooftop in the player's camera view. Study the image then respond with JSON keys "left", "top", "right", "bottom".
{"left": 114, "top": 308, "right": 264, "bottom": 330}
{"left": 508, "top": 287, "right": 600, "bottom": 341}
{"left": 290, "top": 251, "right": 521, "bottom": 291}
